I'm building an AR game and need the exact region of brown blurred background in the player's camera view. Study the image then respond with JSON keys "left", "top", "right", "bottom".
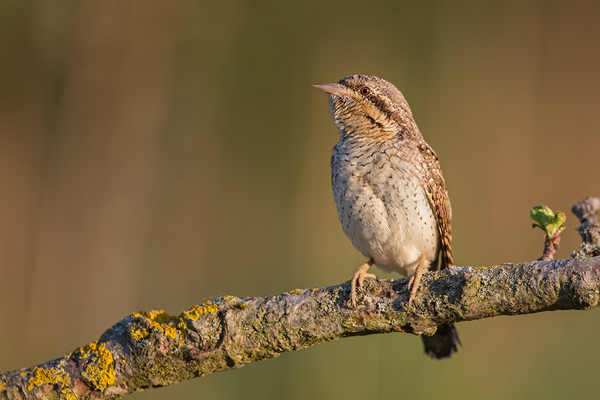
{"left": 1, "top": 1, "right": 599, "bottom": 399}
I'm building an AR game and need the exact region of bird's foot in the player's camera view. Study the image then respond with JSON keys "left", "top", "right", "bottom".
{"left": 350, "top": 259, "right": 376, "bottom": 308}
{"left": 407, "top": 254, "right": 428, "bottom": 309}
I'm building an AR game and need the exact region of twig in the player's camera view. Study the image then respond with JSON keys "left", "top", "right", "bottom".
{"left": 572, "top": 197, "right": 600, "bottom": 259}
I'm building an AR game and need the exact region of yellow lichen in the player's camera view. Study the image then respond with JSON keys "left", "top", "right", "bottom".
{"left": 132, "top": 310, "right": 182, "bottom": 340}
{"left": 289, "top": 289, "right": 302, "bottom": 295}
{"left": 150, "top": 311, "right": 175, "bottom": 324}
{"left": 130, "top": 327, "right": 149, "bottom": 340}
{"left": 0, "top": 380, "right": 5, "bottom": 391}
{"left": 62, "top": 388, "right": 79, "bottom": 400}
{"left": 144, "top": 309, "right": 164, "bottom": 319}
{"left": 128, "top": 303, "right": 219, "bottom": 350}
{"left": 26, "top": 366, "right": 72, "bottom": 393}
{"left": 182, "top": 302, "right": 218, "bottom": 322}
{"left": 163, "top": 324, "right": 178, "bottom": 340}
{"left": 80, "top": 341, "right": 115, "bottom": 391}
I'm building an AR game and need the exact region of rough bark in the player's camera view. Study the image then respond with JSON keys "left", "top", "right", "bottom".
{"left": 572, "top": 197, "right": 600, "bottom": 259}
{"left": 1, "top": 197, "right": 599, "bottom": 400}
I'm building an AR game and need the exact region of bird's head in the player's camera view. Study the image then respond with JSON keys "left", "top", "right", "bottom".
{"left": 313, "top": 74, "right": 417, "bottom": 140}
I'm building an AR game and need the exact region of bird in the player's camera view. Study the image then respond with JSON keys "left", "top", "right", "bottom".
{"left": 313, "top": 74, "right": 460, "bottom": 359}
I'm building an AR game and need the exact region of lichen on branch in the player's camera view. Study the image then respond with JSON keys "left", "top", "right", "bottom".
{"left": 1, "top": 197, "right": 599, "bottom": 400}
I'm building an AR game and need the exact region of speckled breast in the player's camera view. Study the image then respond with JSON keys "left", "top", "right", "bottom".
{"left": 331, "top": 139, "right": 440, "bottom": 276}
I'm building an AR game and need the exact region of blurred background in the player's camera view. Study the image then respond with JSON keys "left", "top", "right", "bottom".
{"left": 1, "top": 0, "right": 600, "bottom": 399}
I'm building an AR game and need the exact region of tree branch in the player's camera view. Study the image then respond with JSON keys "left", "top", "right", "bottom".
{"left": 2, "top": 197, "right": 600, "bottom": 400}
{"left": 572, "top": 197, "right": 600, "bottom": 258}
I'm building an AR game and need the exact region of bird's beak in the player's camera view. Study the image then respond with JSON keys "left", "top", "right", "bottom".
{"left": 312, "top": 83, "right": 348, "bottom": 97}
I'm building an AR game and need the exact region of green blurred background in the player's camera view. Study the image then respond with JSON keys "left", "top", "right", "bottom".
{"left": 1, "top": 1, "right": 600, "bottom": 398}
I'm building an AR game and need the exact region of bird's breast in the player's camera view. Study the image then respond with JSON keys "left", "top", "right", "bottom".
{"left": 332, "top": 141, "right": 440, "bottom": 275}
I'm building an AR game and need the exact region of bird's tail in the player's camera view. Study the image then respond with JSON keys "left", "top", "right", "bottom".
{"left": 421, "top": 323, "right": 460, "bottom": 359}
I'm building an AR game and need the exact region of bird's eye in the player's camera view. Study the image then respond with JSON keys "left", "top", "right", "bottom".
{"left": 360, "top": 87, "right": 370, "bottom": 95}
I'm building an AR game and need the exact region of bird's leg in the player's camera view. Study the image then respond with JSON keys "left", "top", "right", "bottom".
{"left": 350, "top": 258, "right": 376, "bottom": 308}
{"left": 407, "top": 254, "right": 428, "bottom": 309}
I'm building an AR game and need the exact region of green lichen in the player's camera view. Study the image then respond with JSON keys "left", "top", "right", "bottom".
{"left": 80, "top": 341, "right": 115, "bottom": 391}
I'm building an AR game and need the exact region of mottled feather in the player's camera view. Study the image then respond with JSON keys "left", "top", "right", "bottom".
{"left": 314, "top": 74, "right": 460, "bottom": 359}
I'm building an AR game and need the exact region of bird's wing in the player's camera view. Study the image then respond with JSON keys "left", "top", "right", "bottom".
{"left": 417, "top": 141, "right": 453, "bottom": 270}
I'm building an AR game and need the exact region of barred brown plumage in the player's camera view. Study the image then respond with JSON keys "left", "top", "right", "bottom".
{"left": 314, "top": 74, "right": 459, "bottom": 359}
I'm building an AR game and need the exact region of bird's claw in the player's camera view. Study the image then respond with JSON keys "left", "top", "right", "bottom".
{"left": 407, "top": 254, "right": 428, "bottom": 309}
{"left": 350, "top": 259, "right": 376, "bottom": 308}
